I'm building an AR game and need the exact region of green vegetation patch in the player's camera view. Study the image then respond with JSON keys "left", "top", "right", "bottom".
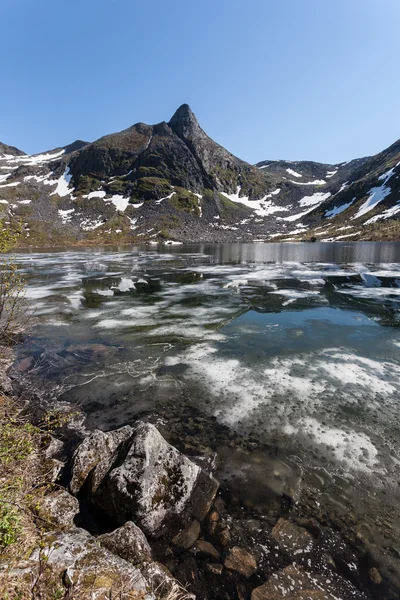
{"left": 130, "top": 177, "right": 172, "bottom": 201}
{"left": 74, "top": 175, "right": 102, "bottom": 196}
{"left": 169, "top": 188, "right": 200, "bottom": 216}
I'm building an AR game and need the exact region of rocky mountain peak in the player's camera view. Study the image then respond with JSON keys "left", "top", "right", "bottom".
{"left": 168, "top": 104, "right": 201, "bottom": 138}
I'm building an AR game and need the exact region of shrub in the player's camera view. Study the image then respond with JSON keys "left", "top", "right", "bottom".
{"left": 0, "top": 223, "right": 28, "bottom": 343}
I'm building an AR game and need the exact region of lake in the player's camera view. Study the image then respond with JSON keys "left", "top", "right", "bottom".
{"left": 12, "top": 241, "right": 400, "bottom": 581}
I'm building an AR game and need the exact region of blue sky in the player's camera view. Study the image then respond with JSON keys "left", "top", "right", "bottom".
{"left": 2, "top": 0, "right": 400, "bottom": 164}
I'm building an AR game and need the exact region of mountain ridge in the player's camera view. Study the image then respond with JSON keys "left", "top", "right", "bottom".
{"left": 1, "top": 104, "right": 399, "bottom": 245}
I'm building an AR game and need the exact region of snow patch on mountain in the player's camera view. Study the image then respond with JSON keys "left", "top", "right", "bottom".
{"left": 85, "top": 190, "right": 107, "bottom": 199}
{"left": 277, "top": 192, "right": 331, "bottom": 222}
{"left": 58, "top": 209, "right": 75, "bottom": 224}
{"left": 325, "top": 199, "right": 355, "bottom": 218}
{"left": 352, "top": 167, "right": 396, "bottom": 220}
{"left": 2, "top": 149, "right": 65, "bottom": 166}
{"left": 105, "top": 195, "right": 130, "bottom": 212}
{"left": 291, "top": 179, "right": 327, "bottom": 186}
{"left": 221, "top": 186, "right": 285, "bottom": 217}
{"left": 286, "top": 168, "right": 302, "bottom": 178}
{"left": 299, "top": 191, "right": 331, "bottom": 208}
{"left": 0, "top": 181, "right": 20, "bottom": 188}
{"left": 155, "top": 192, "right": 176, "bottom": 205}
{"left": 50, "top": 167, "right": 74, "bottom": 197}
{"left": 326, "top": 170, "right": 338, "bottom": 178}
{"left": 80, "top": 218, "right": 104, "bottom": 231}
{"left": 365, "top": 202, "right": 400, "bottom": 224}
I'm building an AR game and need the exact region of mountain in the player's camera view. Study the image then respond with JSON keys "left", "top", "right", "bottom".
{"left": 0, "top": 105, "right": 399, "bottom": 246}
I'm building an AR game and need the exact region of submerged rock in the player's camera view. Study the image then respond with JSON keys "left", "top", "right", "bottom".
{"left": 224, "top": 546, "right": 257, "bottom": 578}
{"left": 172, "top": 519, "right": 201, "bottom": 550}
{"left": 368, "top": 567, "right": 383, "bottom": 585}
{"left": 251, "top": 564, "right": 369, "bottom": 600}
{"left": 191, "top": 540, "right": 220, "bottom": 561}
{"left": 271, "top": 518, "right": 314, "bottom": 556}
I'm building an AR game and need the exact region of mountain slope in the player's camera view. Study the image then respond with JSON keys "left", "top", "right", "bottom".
{"left": 0, "top": 106, "right": 399, "bottom": 245}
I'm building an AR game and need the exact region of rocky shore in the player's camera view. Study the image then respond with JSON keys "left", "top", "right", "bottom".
{"left": 0, "top": 347, "right": 396, "bottom": 600}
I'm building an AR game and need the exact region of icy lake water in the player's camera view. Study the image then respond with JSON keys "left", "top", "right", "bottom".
{"left": 12, "top": 241, "right": 400, "bottom": 564}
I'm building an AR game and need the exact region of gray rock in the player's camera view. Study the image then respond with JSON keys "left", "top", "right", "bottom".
{"left": 28, "top": 528, "right": 153, "bottom": 599}
{"left": 37, "top": 489, "right": 79, "bottom": 530}
{"left": 98, "top": 521, "right": 152, "bottom": 564}
{"left": 224, "top": 546, "right": 257, "bottom": 578}
{"left": 69, "top": 425, "right": 133, "bottom": 495}
{"left": 90, "top": 422, "right": 219, "bottom": 537}
{"left": 44, "top": 435, "right": 64, "bottom": 460}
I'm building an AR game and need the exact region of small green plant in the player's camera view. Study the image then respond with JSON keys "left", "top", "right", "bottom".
{"left": 0, "top": 223, "right": 19, "bottom": 253}
{"left": 0, "top": 500, "right": 20, "bottom": 548}
{"left": 0, "top": 420, "right": 38, "bottom": 466}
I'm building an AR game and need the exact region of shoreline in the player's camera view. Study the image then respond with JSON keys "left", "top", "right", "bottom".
{"left": 1, "top": 339, "right": 398, "bottom": 599}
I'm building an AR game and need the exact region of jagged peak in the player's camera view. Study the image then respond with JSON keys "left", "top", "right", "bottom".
{"left": 168, "top": 104, "right": 200, "bottom": 137}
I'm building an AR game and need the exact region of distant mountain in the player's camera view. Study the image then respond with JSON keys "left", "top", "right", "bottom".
{"left": 0, "top": 142, "right": 25, "bottom": 156}
{"left": 0, "top": 105, "right": 399, "bottom": 246}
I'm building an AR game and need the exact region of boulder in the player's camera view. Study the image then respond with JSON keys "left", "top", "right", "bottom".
{"left": 69, "top": 425, "right": 133, "bottom": 495}
{"left": 89, "top": 422, "right": 219, "bottom": 536}
{"left": 27, "top": 528, "right": 152, "bottom": 599}
{"left": 224, "top": 546, "right": 257, "bottom": 578}
{"left": 98, "top": 521, "right": 152, "bottom": 564}
{"left": 271, "top": 518, "right": 314, "bottom": 556}
{"left": 37, "top": 489, "right": 80, "bottom": 530}
{"left": 44, "top": 435, "right": 64, "bottom": 460}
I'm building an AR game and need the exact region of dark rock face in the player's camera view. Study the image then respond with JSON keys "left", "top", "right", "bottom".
{"left": 0, "top": 141, "right": 25, "bottom": 156}
{"left": 68, "top": 104, "right": 269, "bottom": 202}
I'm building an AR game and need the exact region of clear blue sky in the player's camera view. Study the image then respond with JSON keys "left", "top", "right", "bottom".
{"left": 2, "top": 0, "right": 400, "bottom": 164}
